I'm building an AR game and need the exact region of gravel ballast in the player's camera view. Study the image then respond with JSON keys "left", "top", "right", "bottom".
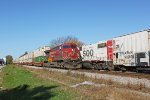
{"left": 23, "top": 65, "right": 150, "bottom": 88}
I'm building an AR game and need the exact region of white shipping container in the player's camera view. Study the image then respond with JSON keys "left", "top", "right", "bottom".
{"left": 34, "top": 46, "right": 50, "bottom": 57}
{"left": 27, "top": 52, "right": 33, "bottom": 63}
{"left": 113, "top": 29, "right": 150, "bottom": 66}
{"left": 22, "top": 52, "right": 33, "bottom": 63}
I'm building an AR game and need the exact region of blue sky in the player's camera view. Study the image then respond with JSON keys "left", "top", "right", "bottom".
{"left": 0, "top": 0, "right": 150, "bottom": 59}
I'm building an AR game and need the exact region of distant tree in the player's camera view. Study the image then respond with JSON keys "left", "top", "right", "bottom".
{"left": 50, "top": 36, "right": 84, "bottom": 48}
{"left": 6, "top": 55, "right": 13, "bottom": 64}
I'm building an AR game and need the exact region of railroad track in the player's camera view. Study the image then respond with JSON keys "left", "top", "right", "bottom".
{"left": 76, "top": 68, "right": 150, "bottom": 80}
{"left": 22, "top": 64, "right": 150, "bottom": 80}
{"left": 23, "top": 65, "right": 150, "bottom": 88}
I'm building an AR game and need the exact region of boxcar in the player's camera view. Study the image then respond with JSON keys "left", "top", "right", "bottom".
{"left": 113, "top": 29, "right": 150, "bottom": 71}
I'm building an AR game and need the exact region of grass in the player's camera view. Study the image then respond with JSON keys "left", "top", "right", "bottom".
{"left": 0, "top": 65, "right": 80, "bottom": 100}
{"left": 1, "top": 65, "right": 150, "bottom": 100}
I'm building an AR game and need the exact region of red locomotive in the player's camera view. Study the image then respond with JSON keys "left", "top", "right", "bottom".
{"left": 45, "top": 43, "right": 82, "bottom": 69}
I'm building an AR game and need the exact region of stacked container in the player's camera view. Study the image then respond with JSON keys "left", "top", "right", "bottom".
{"left": 26, "top": 52, "right": 33, "bottom": 64}
{"left": 33, "top": 46, "right": 50, "bottom": 63}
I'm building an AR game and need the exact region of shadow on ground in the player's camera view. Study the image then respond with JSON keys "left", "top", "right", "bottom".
{"left": 0, "top": 84, "right": 58, "bottom": 100}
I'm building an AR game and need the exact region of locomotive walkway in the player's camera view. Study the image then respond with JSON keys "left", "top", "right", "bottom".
{"left": 23, "top": 65, "right": 150, "bottom": 89}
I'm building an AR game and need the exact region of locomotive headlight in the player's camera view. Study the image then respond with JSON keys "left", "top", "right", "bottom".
{"left": 72, "top": 49, "right": 73, "bottom": 51}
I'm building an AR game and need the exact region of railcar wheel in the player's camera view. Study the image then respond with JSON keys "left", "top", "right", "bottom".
{"left": 93, "top": 65, "right": 98, "bottom": 70}
{"left": 121, "top": 67, "right": 127, "bottom": 72}
{"left": 76, "top": 63, "right": 82, "bottom": 69}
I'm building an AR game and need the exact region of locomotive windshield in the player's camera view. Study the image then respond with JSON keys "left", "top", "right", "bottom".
{"left": 63, "top": 45, "right": 76, "bottom": 48}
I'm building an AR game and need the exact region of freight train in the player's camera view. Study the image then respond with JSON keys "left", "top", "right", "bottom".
{"left": 14, "top": 43, "right": 82, "bottom": 69}
{"left": 14, "top": 46, "right": 50, "bottom": 66}
{"left": 14, "top": 29, "right": 150, "bottom": 72}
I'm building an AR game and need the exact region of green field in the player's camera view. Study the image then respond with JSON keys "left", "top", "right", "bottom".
{"left": 0, "top": 65, "right": 79, "bottom": 100}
